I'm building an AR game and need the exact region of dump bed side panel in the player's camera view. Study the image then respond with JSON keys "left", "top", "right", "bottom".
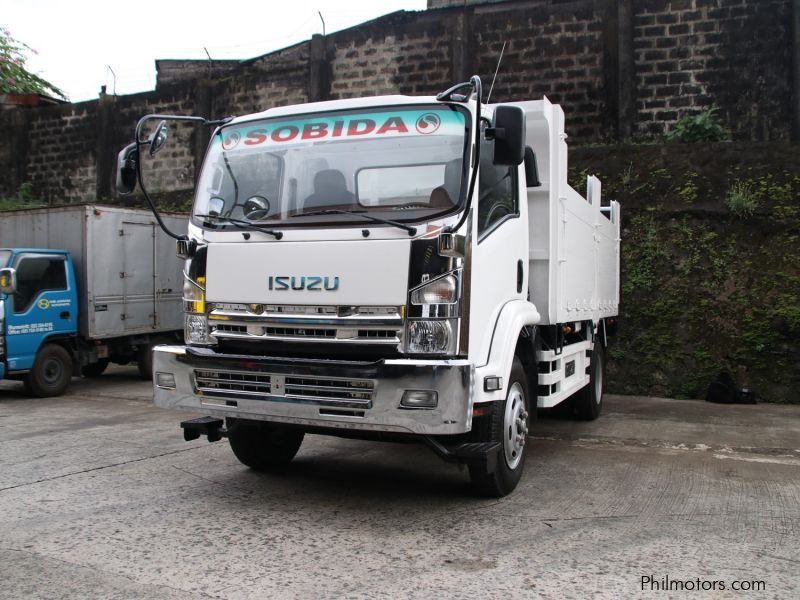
{"left": 510, "top": 100, "right": 620, "bottom": 325}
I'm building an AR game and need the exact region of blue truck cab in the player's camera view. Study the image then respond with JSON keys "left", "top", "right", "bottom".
{"left": 0, "top": 248, "right": 79, "bottom": 395}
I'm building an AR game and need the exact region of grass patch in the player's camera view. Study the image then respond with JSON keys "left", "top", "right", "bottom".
{"left": 725, "top": 180, "right": 759, "bottom": 217}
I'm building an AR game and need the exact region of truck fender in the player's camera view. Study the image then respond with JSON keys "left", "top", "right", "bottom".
{"left": 474, "top": 300, "right": 540, "bottom": 403}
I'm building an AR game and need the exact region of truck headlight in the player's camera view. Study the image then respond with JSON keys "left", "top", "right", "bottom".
{"left": 185, "top": 314, "right": 214, "bottom": 345}
{"left": 410, "top": 274, "right": 458, "bottom": 305}
{"left": 406, "top": 319, "right": 457, "bottom": 354}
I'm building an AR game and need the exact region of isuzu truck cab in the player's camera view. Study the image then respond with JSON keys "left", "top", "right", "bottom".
{"left": 117, "top": 77, "right": 620, "bottom": 496}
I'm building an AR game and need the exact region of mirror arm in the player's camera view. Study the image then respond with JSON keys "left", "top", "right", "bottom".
{"left": 444, "top": 75, "right": 482, "bottom": 235}
{"left": 133, "top": 137, "right": 185, "bottom": 241}
{"left": 131, "top": 114, "right": 209, "bottom": 242}
{"left": 134, "top": 114, "right": 208, "bottom": 143}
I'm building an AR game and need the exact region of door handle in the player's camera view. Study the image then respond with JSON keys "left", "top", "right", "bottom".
{"left": 60, "top": 311, "right": 70, "bottom": 320}
{"left": 517, "top": 260, "right": 524, "bottom": 294}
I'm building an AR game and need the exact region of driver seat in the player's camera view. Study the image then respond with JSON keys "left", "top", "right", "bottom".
{"left": 303, "top": 169, "right": 355, "bottom": 208}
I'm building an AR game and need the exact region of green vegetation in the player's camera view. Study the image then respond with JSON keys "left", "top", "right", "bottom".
{"left": 666, "top": 107, "right": 731, "bottom": 143}
{"left": 1, "top": 27, "right": 66, "bottom": 99}
{"left": 0, "top": 182, "right": 45, "bottom": 210}
{"left": 572, "top": 143, "right": 800, "bottom": 403}
{"left": 725, "top": 180, "right": 759, "bottom": 217}
{"left": 677, "top": 171, "right": 699, "bottom": 203}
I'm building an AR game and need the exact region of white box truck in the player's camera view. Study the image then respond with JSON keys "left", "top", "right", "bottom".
{"left": 116, "top": 76, "right": 620, "bottom": 496}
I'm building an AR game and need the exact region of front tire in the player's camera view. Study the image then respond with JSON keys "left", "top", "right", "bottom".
{"left": 25, "top": 344, "right": 73, "bottom": 398}
{"left": 227, "top": 418, "right": 304, "bottom": 471}
{"left": 574, "top": 342, "right": 605, "bottom": 420}
{"left": 469, "top": 357, "right": 532, "bottom": 497}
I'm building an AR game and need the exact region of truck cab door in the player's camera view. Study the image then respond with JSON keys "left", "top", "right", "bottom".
{"left": 468, "top": 136, "right": 529, "bottom": 364}
{"left": 4, "top": 253, "right": 76, "bottom": 372}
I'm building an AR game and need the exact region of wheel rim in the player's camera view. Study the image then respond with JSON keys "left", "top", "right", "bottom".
{"left": 594, "top": 350, "right": 603, "bottom": 404}
{"left": 503, "top": 382, "right": 528, "bottom": 469}
{"left": 42, "top": 358, "right": 63, "bottom": 385}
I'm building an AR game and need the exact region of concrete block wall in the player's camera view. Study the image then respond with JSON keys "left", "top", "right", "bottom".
{"left": 0, "top": 0, "right": 796, "bottom": 203}
{"left": 470, "top": 1, "right": 608, "bottom": 141}
{"left": 633, "top": 0, "right": 792, "bottom": 140}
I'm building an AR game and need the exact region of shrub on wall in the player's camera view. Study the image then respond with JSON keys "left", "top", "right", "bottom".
{"left": 666, "top": 107, "right": 731, "bottom": 143}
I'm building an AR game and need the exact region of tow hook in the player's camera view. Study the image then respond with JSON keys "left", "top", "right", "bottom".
{"left": 181, "top": 416, "right": 228, "bottom": 442}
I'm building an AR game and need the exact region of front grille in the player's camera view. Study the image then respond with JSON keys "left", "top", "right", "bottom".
{"left": 194, "top": 369, "right": 271, "bottom": 396}
{"left": 208, "top": 304, "right": 402, "bottom": 345}
{"left": 193, "top": 368, "right": 375, "bottom": 408}
{"left": 264, "top": 326, "right": 336, "bottom": 338}
{"left": 215, "top": 324, "right": 247, "bottom": 334}
{"left": 357, "top": 329, "right": 394, "bottom": 339}
{"left": 284, "top": 376, "right": 374, "bottom": 403}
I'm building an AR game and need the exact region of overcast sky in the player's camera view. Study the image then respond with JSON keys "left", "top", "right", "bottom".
{"left": 3, "top": 0, "right": 428, "bottom": 102}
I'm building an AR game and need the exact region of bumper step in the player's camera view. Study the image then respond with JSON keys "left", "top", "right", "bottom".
{"left": 181, "top": 416, "right": 227, "bottom": 442}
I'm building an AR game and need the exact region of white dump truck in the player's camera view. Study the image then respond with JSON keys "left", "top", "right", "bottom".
{"left": 116, "top": 76, "right": 620, "bottom": 496}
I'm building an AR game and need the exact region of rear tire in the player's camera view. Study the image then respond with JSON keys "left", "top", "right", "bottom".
{"left": 137, "top": 345, "right": 153, "bottom": 380}
{"left": 469, "top": 357, "right": 533, "bottom": 497}
{"left": 25, "top": 344, "right": 73, "bottom": 398}
{"left": 574, "top": 342, "right": 605, "bottom": 420}
{"left": 81, "top": 359, "right": 109, "bottom": 378}
{"left": 227, "top": 419, "right": 304, "bottom": 471}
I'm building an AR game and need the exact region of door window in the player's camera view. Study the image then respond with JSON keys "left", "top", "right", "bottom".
{"left": 13, "top": 255, "right": 67, "bottom": 313}
{"left": 477, "top": 138, "right": 518, "bottom": 238}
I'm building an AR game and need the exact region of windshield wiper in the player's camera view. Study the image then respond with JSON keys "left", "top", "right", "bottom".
{"left": 291, "top": 209, "right": 417, "bottom": 236}
{"left": 195, "top": 214, "right": 283, "bottom": 239}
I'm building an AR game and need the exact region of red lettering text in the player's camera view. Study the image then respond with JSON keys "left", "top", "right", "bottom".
{"left": 377, "top": 117, "right": 408, "bottom": 135}
{"left": 272, "top": 125, "right": 299, "bottom": 142}
{"left": 244, "top": 129, "right": 268, "bottom": 145}
{"left": 347, "top": 119, "right": 375, "bottom": 136}
{"left": 302, "top": 122, "right": 328, "bottom": 139}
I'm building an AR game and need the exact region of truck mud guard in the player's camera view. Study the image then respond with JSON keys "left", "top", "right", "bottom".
{"left": 422, "top": 437, "right": 501, "bottom": 474}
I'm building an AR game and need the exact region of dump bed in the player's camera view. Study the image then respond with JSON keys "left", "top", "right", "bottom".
{"left": 0, "top": 205, "right": 186, "bottom": 339}
{"left": 508, "top": 99, "right": 621, "bottom": 326}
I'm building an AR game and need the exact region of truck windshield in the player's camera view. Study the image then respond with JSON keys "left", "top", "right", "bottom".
{"left": 192, "top": 104, "right": 470, "bottom": 230}
{"left": 0, "top": 250, "right": 10, "bottom": 268}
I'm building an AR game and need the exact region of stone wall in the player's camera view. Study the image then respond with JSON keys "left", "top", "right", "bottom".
{"left": 570, "top": 141, "right": 800, "bottom": 403}
{"left": 0, "top": 0, "right": 797, "bottom": 401}
{"left": 633, "top": 0, "right": 792, "bottom": 140}
{"left": 155, "top": 59, "right": 240, "bottom": 88}
{"left": 0, "top": 0, "right": 797, "bottom": 203}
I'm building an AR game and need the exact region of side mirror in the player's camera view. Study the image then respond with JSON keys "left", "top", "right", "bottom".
{"left": 207, "top": 197, "right": 225, "bottom": 216}
{"left": 0, "top": 267, "right": 17, "bottom": 295}
{"left": 116, "top": 142, "right": 139, "bottom": 195}
{"left": 491, "top": 105, "right": 526, "bottom": 166}
{"left": 524, "top": 146, "right": 541, "bottom": 187}
{"left": 243, "top": 196, "right": 270, "bottom": 220}
{"left": 149, "top": 120, "right": 168, "bottom": 157}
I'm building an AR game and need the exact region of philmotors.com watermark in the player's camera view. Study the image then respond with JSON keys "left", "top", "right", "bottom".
{"left": 641, "top": 575, "right": 766, "bottom": 592}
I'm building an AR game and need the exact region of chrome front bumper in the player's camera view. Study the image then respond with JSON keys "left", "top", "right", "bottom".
{"left": 152, "top": 345, "right": 474, "bottom": 435}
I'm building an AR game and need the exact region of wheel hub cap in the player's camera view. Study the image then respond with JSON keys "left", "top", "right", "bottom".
{"left": 43, "top": 359, "right": 63, "bottom": 385}
{"left": 503, "top": 382, "right": 528, "bottom": 469}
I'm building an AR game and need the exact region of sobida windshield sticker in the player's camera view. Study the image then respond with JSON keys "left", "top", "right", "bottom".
{"left": 217, "top": 109, "right": 465, "bottom": 151}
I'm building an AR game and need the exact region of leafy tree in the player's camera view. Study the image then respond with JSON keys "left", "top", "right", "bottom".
{"left": 0, "top": 27, "right": 66, "bottom": 100}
